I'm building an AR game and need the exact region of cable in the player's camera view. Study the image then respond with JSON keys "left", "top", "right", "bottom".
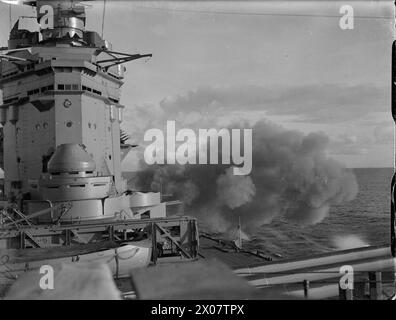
{"left": 130, "top": 4, "right": 394, "bottom": 21}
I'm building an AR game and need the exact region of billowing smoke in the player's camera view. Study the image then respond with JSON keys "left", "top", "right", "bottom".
{"left": 332, "top": 235, "right": 369, "bottom": 250}
{"left": 133, "top": 120, "right": 358, "bottom": 233}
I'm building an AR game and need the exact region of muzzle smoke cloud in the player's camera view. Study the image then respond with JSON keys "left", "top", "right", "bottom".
{"left": 133, "top": 120, "right": 358, "bottom": 233}
{"left": 332, "top": 235, "right": 369, "bottom": 250}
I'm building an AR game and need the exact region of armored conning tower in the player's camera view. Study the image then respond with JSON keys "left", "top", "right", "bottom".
{"left": 0, "top": 0, "right": 164, "bottom": 222}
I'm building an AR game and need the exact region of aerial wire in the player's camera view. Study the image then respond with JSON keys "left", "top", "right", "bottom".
{"left": 101, "top": 0, "right": 106, "bottom": 38}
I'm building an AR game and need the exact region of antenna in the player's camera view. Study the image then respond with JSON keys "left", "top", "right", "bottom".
{"left": 238, "top": 216, "right": 242, "bottom": 249}
{"left": 159, "top": 176, "right": 163, "bottom": 202}
{"left": 9, "top": 4, "right": 11, "bottom": 31}
{"left": 101, "top": 0, "right": 106, "bottom": 38}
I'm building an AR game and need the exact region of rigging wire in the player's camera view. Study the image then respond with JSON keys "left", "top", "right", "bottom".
{"left": 130, "top": 4, "right": 394, "bottom": 21}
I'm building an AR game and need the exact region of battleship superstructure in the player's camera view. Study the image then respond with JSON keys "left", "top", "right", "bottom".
{"left": 0, "top": 0, "right": 198, "bottom": 268}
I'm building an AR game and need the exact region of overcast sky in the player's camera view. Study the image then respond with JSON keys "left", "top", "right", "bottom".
{"left": 0, "top": 1, "right": 394, "bottom": 168}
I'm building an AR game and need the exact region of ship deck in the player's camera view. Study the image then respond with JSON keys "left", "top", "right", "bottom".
{"left": 197, "top": 233, "right": 274, "bottom": 269}
{"left": 1, "top": 229, "right": 394, "bottom": 300}
{"left": 194, "top": 234, "right": 395, "bottom": 299}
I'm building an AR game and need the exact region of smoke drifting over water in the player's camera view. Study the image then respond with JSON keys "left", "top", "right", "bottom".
{"left": 332, "top": 235, "right": 369, "bottom": 250}
{"left": 134, "top": 120, "right": 358, "bottom": 233}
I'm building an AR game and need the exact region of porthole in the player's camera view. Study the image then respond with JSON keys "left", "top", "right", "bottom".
{"left": 63, "top": 99, "right": 72, "bottom": 108}
{"left": 65, "top": 121, "right": 73, "bottom": 128}
{"left": 43, "top": 122, "right": 48, "bottom": 129}
{"left": 88, "top": 122, "right": 91, "bottom": 129}
{"left": 35, "top": 124, "right": 41, "bottom": 130}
